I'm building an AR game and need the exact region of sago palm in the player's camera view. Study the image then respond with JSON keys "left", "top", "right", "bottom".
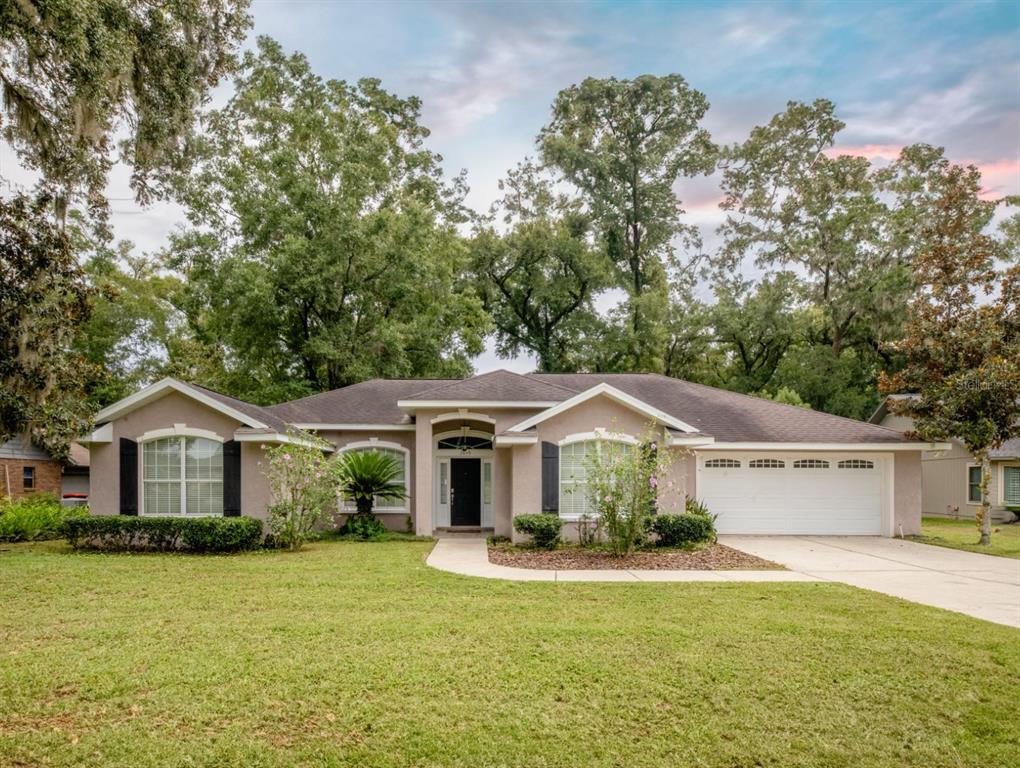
{"left": 337, "top": 451, "right": 407, "bottom": 517}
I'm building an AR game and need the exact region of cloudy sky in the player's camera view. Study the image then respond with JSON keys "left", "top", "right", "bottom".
{"left": 3, "top": 0, "right": 1018, "bottom": 372}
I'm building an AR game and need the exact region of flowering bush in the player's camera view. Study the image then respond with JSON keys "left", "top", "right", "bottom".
{"left": 585, "top": 424, "right": 686, "bottom": 556}
{"left": 262, "top": 435, "right": 338, "bottom": 550}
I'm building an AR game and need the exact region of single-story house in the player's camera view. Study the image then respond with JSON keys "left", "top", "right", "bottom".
{"left": 1, "top": 436, "right": 90, "bottom": 504}
{"left": 870, "top": 397, "right": 1020, "bottom": 523}
{"left": 81, "top": 371, "right": 946, "bottom": 538}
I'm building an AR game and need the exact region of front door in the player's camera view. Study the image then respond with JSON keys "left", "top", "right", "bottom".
{"left": 450, "top": 458, "right": 481, "bottom": 526}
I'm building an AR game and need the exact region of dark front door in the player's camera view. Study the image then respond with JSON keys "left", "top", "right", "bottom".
{"left": 450, "top": 458, "right": 481, "bottom": 526}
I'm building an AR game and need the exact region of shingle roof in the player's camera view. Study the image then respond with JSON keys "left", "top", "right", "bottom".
{"left": 526, "top": 373, "right": 912, "bottom": 444}
{"left": 405, "top": 370, "right": 578, "bottom": 402}
{"left": 990, "top": 438, "right": 1020, "bottom": 459}
{"left": 265, "top": 379, "right": 457, "bottom": 425}
{"left": 257, "top": 371, "right": 915, "bottom": 443}
{"left": 189, "top": 383, "right": 293, "bottom": 433}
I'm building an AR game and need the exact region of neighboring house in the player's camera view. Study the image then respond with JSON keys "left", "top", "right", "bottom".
{"left": 871, "top": 397, "right": 1020, "bottom": 523}
{"left": 81, "top": 371, "right": 944, "bottom": 538}
{"left": 0, "top": 436, "right": 90, "bottom": 503}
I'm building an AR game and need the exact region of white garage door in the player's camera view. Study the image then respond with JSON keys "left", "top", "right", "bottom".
{"left": 697, "top": 453, "right": 886, "bottom": 535}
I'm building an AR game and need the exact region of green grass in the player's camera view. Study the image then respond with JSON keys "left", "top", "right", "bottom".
{"left": 912, "top": 516, "right": 1020, "bottom": 559}
{"left": 1, "top": 540, "right": 1018, "bottom": 767}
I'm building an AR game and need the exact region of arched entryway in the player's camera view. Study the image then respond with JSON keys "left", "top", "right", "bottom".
{"left": 432, "top": 427, "right": 494, "bottom": 528}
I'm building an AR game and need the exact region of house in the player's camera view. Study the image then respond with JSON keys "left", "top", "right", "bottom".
{"left": 870, "top": 397, "right": 1019, "bottom": 523}
{"left": 81, "top": 371, "right": 947, "bottom": 538}
{"left": 0, "top": 436, "right": 90, "bottom": 504}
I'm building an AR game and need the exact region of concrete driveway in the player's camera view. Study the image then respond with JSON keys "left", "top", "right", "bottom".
{"left": 721, "top": 535, "right": 1020, "bottom": 628}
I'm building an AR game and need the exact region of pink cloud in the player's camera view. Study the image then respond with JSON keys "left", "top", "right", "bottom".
{"left": 824, "top": 144, "right": 904, "bottom": 161}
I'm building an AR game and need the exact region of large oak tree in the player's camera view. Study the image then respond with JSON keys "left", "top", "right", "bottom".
{"left": 540, "top": 75, "right": 716, "bottom": 372}
{"left": 165, "top": 38, "right": 488, "bottom": 403}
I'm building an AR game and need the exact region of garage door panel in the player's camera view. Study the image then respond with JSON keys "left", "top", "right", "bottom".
{"left": 699, "top": 454, "right": 885, "bottom": 535}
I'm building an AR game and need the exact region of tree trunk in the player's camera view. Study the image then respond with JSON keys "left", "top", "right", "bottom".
{"left": 978, "top": 451, "right": 992, "bottom": 546}
{"left": 355, "top": 496, "right": 374, "bottom": 517}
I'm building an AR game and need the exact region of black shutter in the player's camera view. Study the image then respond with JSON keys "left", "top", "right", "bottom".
{"left": 119, "top": 438, "right": 138, "bottom": 515}
{"left": 541, "top": 441, "right": 559, "bottom": 513}
{"left": 222, "top": 440, "right": 241, "bottom": 516}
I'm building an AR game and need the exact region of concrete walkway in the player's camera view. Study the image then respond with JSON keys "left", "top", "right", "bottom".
{"left": 426, "top": 536, "right": 1020, "bottom": 628}
{"left": 425, "top": 537, "right": 818, "bottom": 583}
{"left": 721, "top": 535, "right": 1020, "bottom": 628}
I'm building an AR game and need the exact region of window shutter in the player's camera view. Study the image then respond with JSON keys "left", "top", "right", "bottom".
{"left": 541, "top": 441, "right": 559, "bottom": 513}
{"left": 119, "top": 438, "right": 138, "bottom": 515}
{"left": 222, "top": 440, "right": 242, "bottom": 516}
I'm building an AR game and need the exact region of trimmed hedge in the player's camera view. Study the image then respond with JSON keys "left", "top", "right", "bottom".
{"left": 61, "top": 515, "right": 263, "bottom": 553}
{"left": 513, "top": 513, "right": 563, "bottom": 549}
{"left": 651, "top": 513, "right": 715, "bottom": 547}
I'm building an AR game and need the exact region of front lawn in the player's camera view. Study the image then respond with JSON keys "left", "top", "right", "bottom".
{"left": 1, "top": 540, "right": 1018, "bottom": 767}
{"left": 912, "top": 516, "right": 1020, "bottom": 559}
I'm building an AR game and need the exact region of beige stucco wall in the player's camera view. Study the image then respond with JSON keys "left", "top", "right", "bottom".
{"left": 894, "top": 451, "right": 922, "bottom": 536}
{"left": 508, "top": 395, "right": 689, "bottom": 542}
{"left": 89, "top": 392, "right": 245, "bottom": 517}
{"left": 882, "top": 413, "right": 1017, "bottom": 523}
{"left": 319, "top": 429, "right": 415, "bottom": 530}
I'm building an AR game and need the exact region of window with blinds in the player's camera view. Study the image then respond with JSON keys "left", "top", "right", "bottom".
{"left": 1003, "top": 466, "right": 1020, "bottom": 505}
{"left": 559, "top": 439, "right": 634, "bottom": 519}
{"left": 142, "top": 437, "right": 223, "bottom": 515}
{"left": 343, "top": 447, "right": 408, "bottom": 510}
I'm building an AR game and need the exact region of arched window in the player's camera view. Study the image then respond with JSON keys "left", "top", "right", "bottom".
{"left": 436, "top": 435, "right": 493, "bottom": 451}
{"left": 339, "top": 442, "right": 410, "bottom": 512}
{"left": 559, "top": 436, "right": 635, "bottom": 520}
{"left": 704, "top": 458, "right": 740, "bottom": 468}
{"left": 142, "top": 436, "right": 223, "bottom": 515}
{"left": 793, "top": 459, "right": 829, "bottom": 469}
{"left": 748, "top": 458, "right": 785, "bottom": 469}
{"left": 838, "top": 459, "right": 874, "bottom": 469}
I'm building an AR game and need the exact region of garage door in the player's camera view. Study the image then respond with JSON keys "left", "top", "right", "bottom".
{"left": 697, "top": 454, "right": 885, "bottom": 535}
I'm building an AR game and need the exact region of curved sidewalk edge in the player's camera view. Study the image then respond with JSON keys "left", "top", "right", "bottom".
{"left": 426, "top": 538, "right": 820, "bottom": 583}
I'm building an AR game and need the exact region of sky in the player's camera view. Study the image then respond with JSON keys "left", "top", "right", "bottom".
{"left": 2, "top": 0, "right": 1018, "bottom": 373}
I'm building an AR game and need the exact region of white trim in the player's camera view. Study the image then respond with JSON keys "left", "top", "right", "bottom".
{"left": 966, "top": 462, "right": 982, "bottom": 506}
{"left": 337, "top": 440, "right": 411, "bottom": 512}
{"left": 666, "top": 434, "right": 715, "bottom": 447}
{"left": 233, "top": 431, "right": 332, "bottom": 451}
{"left": 292, "top": 423, "right": 416, "bottom": 431}
{"left": 559, "top": 428, "right": 640, "bottom": 447}
{"left": 494, "top": 435, "right": 538, "bottom": 446}
{"left": 695, "top": 450, "right": 894, "bottom": 536}
{"left": 139, "top": 434, "right": 225, "bottom": 517}
{"left": 95, "top": 378, "right": 268, "bottom": 429}
{"left": 430, "top": 411, "right": 497, "bottom": 426}
{"left": 697, "top": 441, "right": 950, "bottom": 452}
{"left": 137, "top": 425, "right": 224, "bottom": 443}
{"left": 81, "top": 422, "right": 113, "bottom": 444}
{"left": 507, "top": 383, "right": 697, "bottom": 433}
{"left": 398, "top": 399, "right": 559, "bottom": 412}
{"left": 997, "top": 462, "right": 1020, "bottom": 507}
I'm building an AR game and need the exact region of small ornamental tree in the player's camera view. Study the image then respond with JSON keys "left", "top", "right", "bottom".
{"left": 261, "top": 436, "right": 337, "bottom": 550}
{"left": 583, "top": 424, "right": 687, "bottom": 556}
{"left": 337, "top": 451, "right": 407, "bottom": 518}
{"left": 881, "top": 166, "right": 1020, "bottom": 545}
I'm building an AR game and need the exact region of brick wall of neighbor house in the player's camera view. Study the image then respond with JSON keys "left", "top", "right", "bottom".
{"left": 0, "top": 459, "right": 62, "bottom": 501}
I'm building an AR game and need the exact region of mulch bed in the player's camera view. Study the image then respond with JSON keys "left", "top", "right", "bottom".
{"left": 488, "top": 543, "right": 783, "bottom": 571}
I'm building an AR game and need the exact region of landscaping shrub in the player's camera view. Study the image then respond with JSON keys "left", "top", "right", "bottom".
{"left": 338, "top": 513, "right": 388, "bottom": 540}
{"left": 651, "top": 513, "right": 715, "bottom": 547}
{"left": 60, "top": 516, "right": 263, "bottom": 553}
{"left": 513, "top": 514, "right": 563, "bottom": 549}
{"left": 685, "top": 496, "right": 712, "bottom": 517}
{"left": 0, "top": 494, "right": 86, "bottom": 541}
